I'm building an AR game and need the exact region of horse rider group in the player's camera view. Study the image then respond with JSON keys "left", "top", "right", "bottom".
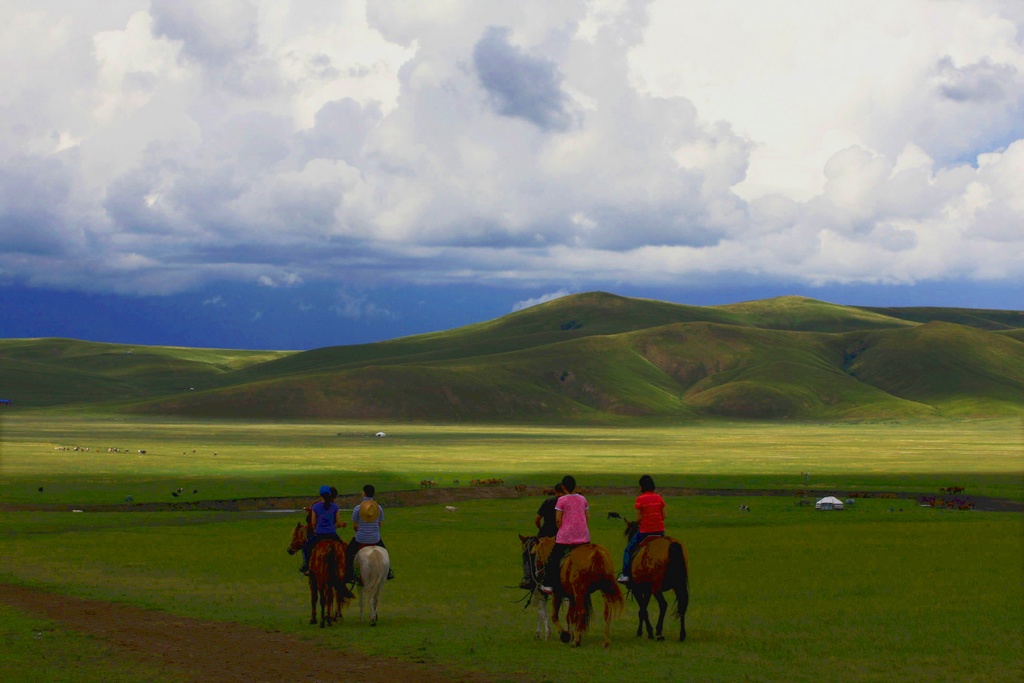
{"left": 523, "top": 473, "right": 666, "bottom": 594}
{"left": 299, "top": 483, "right": 395, "bottom": 583}
{"left": 297, "top": 472, "right": 666, "bottom": 592}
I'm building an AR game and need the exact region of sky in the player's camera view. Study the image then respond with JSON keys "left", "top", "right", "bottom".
{"left": 1, "top": 0, "right": 1022, "bottom": 350}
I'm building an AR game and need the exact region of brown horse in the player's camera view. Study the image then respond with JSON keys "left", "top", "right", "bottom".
{"left": 287, "top": 522, "right": 353, "bottom": 627}
{"left": 622, "top": 520, "right": 689, "bottom": 641}
{"left": 548, "top": 543, "right": 624, "bottom": 648}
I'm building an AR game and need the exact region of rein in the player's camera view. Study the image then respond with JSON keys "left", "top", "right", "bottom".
{"left": 510, "top": 536, "right": 544, "bottom": 604}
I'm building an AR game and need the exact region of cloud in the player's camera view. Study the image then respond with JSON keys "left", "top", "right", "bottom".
{"left": 330, "top": 291, "right": 395, "bottom": 320}
{"left": 0, "top": 0, "right": 1021, "bottom": 303}
{"left": 935, "top": 56, "right": 1017, "bottom": 103}
{"left": 257, "top": 273, "right": 303, "bottom": 288}
{"left": 473, "top": 26, "right": 577, "bottom": 131}
{"left": 512, "top": 289, "right": 573, "bottom": 312}
{"left": 150, "top": 0, "right": 258, "bottom": 67}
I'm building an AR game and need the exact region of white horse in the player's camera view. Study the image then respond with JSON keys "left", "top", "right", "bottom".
{"left": 355, "top": 546, "right": 390, "bottom": 626}
{"left": 529, "top": 590, "right": 553, "bottom": 640}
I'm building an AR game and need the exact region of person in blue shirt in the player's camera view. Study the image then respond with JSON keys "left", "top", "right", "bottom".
{"left": 298, "top": 485, "right": 343, "bottom": 574}
{"left": 344, "top": 484, "right": 394, "bottom": 582}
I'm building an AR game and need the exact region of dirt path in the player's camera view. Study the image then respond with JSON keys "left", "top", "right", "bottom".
{"left": 0, "top": 582, "right": 515, "bottom": 683}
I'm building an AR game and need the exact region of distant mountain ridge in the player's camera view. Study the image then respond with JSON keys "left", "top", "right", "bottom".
{"left": 1, "top": 292, "right": 1022, "bottom": 421}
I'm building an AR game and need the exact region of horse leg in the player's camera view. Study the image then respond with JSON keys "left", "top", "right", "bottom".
{"left": 552, "top": 594, "right": 571, "bottom": 643}
{"left": 634, "top": 587, "right": 652, "bottom": 638}
{"left": 652, "top": 591, "right": 668, "bottom": 641}
{"left": 308, "top": 577, "right": 318, "bottom": 625}
{"left": 568, "top": 592, "right": 586, "bottom": 648}
{"left": 370, "top": 587, "right": 380, "bottom": 626}
{"left": 535, "top": 594, "right": 550, "bottom": 640}
{"left": 674, "top": 584, "right": 689, "bottom": 642}
{"left": 602, "top": 593, "right": 615, "bottom": 649}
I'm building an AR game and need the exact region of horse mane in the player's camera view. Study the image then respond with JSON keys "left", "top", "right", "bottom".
{"left": 623, "top": 519, "right": 639, "bottom": 539}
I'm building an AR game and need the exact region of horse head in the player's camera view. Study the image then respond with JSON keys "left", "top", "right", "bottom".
{"left": 287, "top": 522, "right": 308, "bottom": 555}
{"left": 623, "top": 518, "right": 639, "bottom": 540}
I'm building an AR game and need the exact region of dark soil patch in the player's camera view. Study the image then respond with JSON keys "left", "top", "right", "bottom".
{"left": 0, "top": 583, "right": 517, "bottom": 683}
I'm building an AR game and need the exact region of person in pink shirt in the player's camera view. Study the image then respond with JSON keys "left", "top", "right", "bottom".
{"left": 539, "top": 475, "right": 590, "bottom": 594}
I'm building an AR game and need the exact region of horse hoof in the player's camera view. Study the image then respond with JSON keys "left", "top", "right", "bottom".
{"left": 656, "top": 635, "right": 665, "bottom": 641}
{"left": 559, "top": 631, "right": 571, "bottom": 644}
{"left": 309, "top": 619, "right": 317, "bottom": 625}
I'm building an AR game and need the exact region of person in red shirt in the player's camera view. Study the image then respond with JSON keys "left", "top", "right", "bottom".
{"left": 617, "top": 474, "right": 666, "bottom": 583}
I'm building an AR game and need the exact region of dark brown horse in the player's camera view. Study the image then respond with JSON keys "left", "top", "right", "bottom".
{"left": 287, "top": 522, "right": 352, "bottom": 627}
{"left": 622, "top": 520, "right": 689, "bottom": 641}
{"left": 547, "top": 542, "right": 624, "bottom": 648}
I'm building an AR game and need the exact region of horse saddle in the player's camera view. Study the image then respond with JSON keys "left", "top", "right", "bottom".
{"left": 630, "top": 535, "right": 674, "bottom": 570}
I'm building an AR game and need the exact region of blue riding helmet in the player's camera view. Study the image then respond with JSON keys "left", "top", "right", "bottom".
{"left": 319, "top": 485, "right": 332, "bottom": 495}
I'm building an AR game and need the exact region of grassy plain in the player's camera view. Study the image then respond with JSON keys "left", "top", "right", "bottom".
{"left": 2, "top": 414, "right": 1023, "bottom": 504}
{"left": 0, "top": 497, "right": 1021, "bottom": 682}
{"left": 0, "top": 604, "right": 183, "bottom": 683}
{"left": 1, "top": 414, "right": 1023, "bottom": 681}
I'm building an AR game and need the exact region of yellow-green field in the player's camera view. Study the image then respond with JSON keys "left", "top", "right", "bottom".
{"left": 2, "top": 415, "right": 1023, "bottom": 504}
{"left": 1, "top": 414, "right": 1022, "bottom": 682}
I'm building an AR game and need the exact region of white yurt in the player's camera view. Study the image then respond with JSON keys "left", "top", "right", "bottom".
{"left": 815, "top": 496, "right": 845, "bottom": 510}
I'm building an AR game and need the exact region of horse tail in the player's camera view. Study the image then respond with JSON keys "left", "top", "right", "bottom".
{"left": 591, "top": 546, "right": 624, "bottom": 623}
{"left": 327, "top": 544, "right": 353, "bottom": 601}
{"left": 668, "top": 540, "right": 689, "bottom": 620}
{"left": 596, "top": 576, "right": 625, "bottom": 621}
{"left": 362, "top": 548, "right": 388, "bottom": 596}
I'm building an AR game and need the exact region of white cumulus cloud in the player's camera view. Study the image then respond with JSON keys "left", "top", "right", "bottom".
{"left": 0, "top": 0, "right": 1020, "bottom": 299}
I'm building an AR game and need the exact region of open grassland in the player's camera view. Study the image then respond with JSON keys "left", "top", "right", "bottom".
{"left": 2, "top": 414, "right": 1022, "bottom": 504}
{"left": 4, "top": 295, "right": 1022, "bottom": 422}
{"left": 1, "top": 417, "right": 1022, "bottom": 680}
{"left": 0, "top": 496, "right": 1021, "bottom": 682}
{"left": 0, "top": 605, "right": 183, "bottom": 683}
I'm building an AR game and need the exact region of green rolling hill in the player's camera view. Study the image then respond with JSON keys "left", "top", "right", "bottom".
{"left": 1, "top": 293, "right": 1021, "bottom": 421}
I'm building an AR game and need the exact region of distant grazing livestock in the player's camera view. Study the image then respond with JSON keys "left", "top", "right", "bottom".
{"left": 375, "top": 431, "right": 386, "bottom": 438}
{"left": 445, "top": 505, "right": 457, "bottom": 512}
{"left": 607, "top": 512, "right": 622, "bottom": 520}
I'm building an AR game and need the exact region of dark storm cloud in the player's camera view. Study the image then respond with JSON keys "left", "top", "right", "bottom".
{"left": 472, "top": 26, "right": 577, "bottom": 131}
{"left": 0, "top": 156, "right": 74, "bottom": 256}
